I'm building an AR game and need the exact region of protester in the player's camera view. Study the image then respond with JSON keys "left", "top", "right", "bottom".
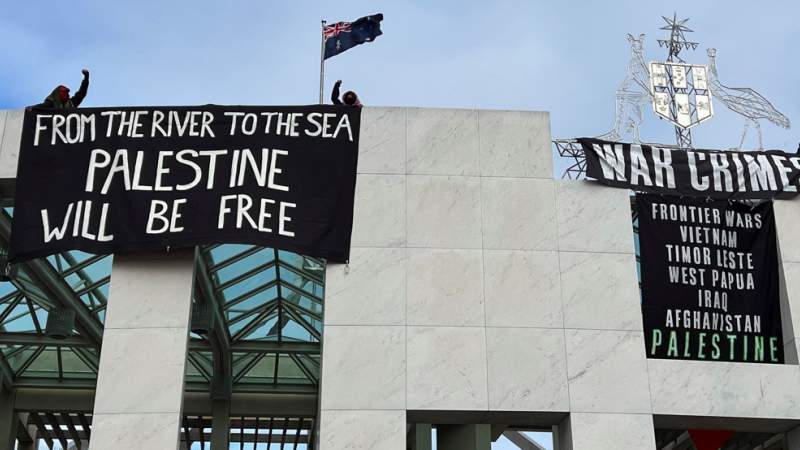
{"left": 331, "top": 79, "right": 361, "bottom": 106}
{"left": 34, "top": 69, "right": 90, "bottom": 108}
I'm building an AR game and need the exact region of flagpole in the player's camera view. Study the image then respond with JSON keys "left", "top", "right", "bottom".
{"left": 319, "top": 20, "right": 326, "bottom": 104}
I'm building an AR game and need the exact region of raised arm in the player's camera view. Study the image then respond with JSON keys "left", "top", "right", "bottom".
{"left": 71, "top": 69, "right": 90, "bottom": 107}
{"left": 331, "top": 79, "right": 342, "bottom": 105}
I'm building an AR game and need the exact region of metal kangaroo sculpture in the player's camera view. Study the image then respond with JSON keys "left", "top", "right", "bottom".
{"left": 598, "top": 33, "right": 652, "bottom": 143}
{"left": 706, "top": 48, "right": 791, "bottom": 150}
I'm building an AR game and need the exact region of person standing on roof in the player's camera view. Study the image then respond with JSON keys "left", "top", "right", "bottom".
{"left": 35, "top": 69, "right": 90, "bottom": 108}
{"left": 331, "top": 80, "right": 361, "bottom": 106}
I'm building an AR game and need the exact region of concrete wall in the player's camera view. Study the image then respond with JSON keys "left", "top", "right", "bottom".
{"left": 319, "top": 107, "right": 800, "bottom": 450}
{"left": 2, "top": 108, "right": 800, "bottom": 449}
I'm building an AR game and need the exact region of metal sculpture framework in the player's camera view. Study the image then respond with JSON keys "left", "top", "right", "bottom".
{"left": 653, "top": 14, "right": 703, "bottom": 148}
{"left": 706, "top": 48, "right": 791, "bottom": 150}
{"left": 554, "top": 14, "right": 792, "bottom": 179}
{"left": 598, "top": 33, "right": 651, "bottom": 143}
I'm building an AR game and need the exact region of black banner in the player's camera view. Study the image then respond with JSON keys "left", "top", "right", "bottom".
{"left": 10, "top": 106, "right": 361, "bottom": 263}
{"left": 580, "top": 138, "right": 800, "bottom": 199}
{"left": 637, "top": 194, "right": 783, "bottom": 363}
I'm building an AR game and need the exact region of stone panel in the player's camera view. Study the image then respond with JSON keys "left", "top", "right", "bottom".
{"left": 478, "top": 110, "right": 552, "bottom": 178}
{"left": 559, "top": 251, "right": 642, "bottom": 331}
{"left": 325, "top": 247, "right": 406, "bottom": 326}
{"left": 407, "top": 326, "right": 488, "bottom": 410}
{"left": 487, "top": 327, "right": 569, "bottom": 411}
{"left": 407, "top": 249, "right": 484, "bottom": 327}
{"left": 565, "top": 329, "right": 651, "bottom": 413}
{"left": 481, "top": 177, "right": 557, "bottom": 250}
{"left": 321, "top": 326, "right": 405, "bottom": 410}
{"left": 358, "top": 107, "right": 406, "bottom": 174}
{"left": 484, "top": 250, "right": 562, "bottom": 328}
{"left": 407, "top": 108, "right": 479, "bottom": 176}
{"left": 556, "top": 180, "right": 635, "bottom": 254}
{"left": 407, "top": 175, "right": 482, "bottom": 249}
{"left": 351, "top": 174, "right": 406, "bottom": 247}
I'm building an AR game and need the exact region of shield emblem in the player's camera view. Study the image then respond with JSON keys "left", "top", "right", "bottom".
{"left": 649, "top": 61, "right": 714, "bottom": 128}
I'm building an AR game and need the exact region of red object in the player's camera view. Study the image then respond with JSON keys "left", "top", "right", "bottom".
{"left": 688, "top": 429, "right": 735, "bottom": 450}
{"left": 323, "top": 22, "right": 352, "bottom": 39}
{"left": 58, "top": 85, "right": 70, "bottom": 102}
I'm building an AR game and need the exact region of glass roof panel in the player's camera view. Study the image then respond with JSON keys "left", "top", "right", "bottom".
{"left": 207, "top": 244, "right": 254, "bottom": 266}
{"left": 3, "top": 304, "right": 38, "bottom": 332}
{"left": 0, "top": 205, "right": 324, "bottom": 392}
{"left": 59, "top": 348, "right": 95, "bottom": 378}
{"left": 213, "top": 247, "right": 274, "bottom": 284}
{"left": 20, "top": 347, "right": 58, "bottom": 377}
{"left": 220, "top": 265, "right": 277, "bottom": 302}
{"left": 7, "top": 347, "right": 40, "bottom": 371}
{"left": 0, "top": 282, "right": 16, "bottom": 298}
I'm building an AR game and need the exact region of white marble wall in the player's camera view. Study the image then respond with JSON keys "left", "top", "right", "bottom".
{"left": 320, "top": 106, "right": 800, "bottom": 450}
{"left": 0, "top": 110, "right": 22, "bottom": 179}
{"left": 90, "top": 251, "right": 194, "bottom": 450}
{"left": 2, "top": 108, "right": 800, "bottom": 449}
{"left": 776, "top": 200, "right": 800, "bottom": 363}
{"left": 321, "top": 107, "right": 651, "bottom": 449}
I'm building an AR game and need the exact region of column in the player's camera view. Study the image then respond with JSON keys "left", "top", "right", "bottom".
{"left": 436, "top": 424, "right": 490, "bottom": 450}
{"left": 0, "top": 389, "right": 18, "bottom": 450}
{"left": 90, "top": 250, "right": 195, "bottom": 449}
{"left": 787, "top": 426, "right": 800, "bottom": 450}
{"left": 210, "top": 398, "right": 231, "bottom": 449}
{"left": 408, "top": 424, "right": 431, "bottom": 450}
{"left": 775, "top": 200, "right": 800, "bottom": 363}
{"left": 318, "top": 107, "right": 409, "bottom": 450}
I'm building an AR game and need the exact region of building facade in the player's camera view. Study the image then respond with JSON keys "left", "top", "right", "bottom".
{"left": 0, "top": 107, "right": 799, "bottom": 449}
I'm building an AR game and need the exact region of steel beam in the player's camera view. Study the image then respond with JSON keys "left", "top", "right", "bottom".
{"left": 14, "top": 388, "right": 95, "bottom": 413}
{"left": 0, "top": 214, "right": 103, "bottom": 347}
{"left": 210, "top": 398, "right": 231, "bottom": 450}
{"left": 437, "top": 424, "right": 491, "bottom": 450}
{"left": 0, "top": 333, "right": 92, "bottom": 348}
{"left": 0, "top": 352, "right": 14, "bottom": 390}
{"left": 13, "top": 377, "right": 96, "bottom": 390}
{"left": 29, "top": 412, "right": 53, "bottom": 450}
{"left": 409, "top": 423, "right": 432, "bottom": 450}
{"left": 45, "top": 412, "right": 70, "bottom": 450}
{"left": 195, "top": 250, "right": 233, "bottom": 401}
{"left": 0, "top": 389, "right": 17, "bottom": 450}
{"left": 503, "top": 431, "right": 547, "bottom": 450}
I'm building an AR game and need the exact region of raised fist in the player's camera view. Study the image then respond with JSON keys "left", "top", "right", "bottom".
{"left": 82, "top": 69, "right": 89, "bottom": 76}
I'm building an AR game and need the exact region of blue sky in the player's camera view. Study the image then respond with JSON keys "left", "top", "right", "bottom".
{"left": 2, "top": 0, "right": 798, "bottom": 152}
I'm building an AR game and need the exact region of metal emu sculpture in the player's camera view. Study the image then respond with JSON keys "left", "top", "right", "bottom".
{"left": 598, "top": 33, "right": 652, "bottom": 143}
{"left": 706, "top": 48, "right": 791, "bottom": 150}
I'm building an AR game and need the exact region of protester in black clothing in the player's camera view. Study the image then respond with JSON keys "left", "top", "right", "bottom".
{"left": 34, "top": 69, "right": 90, "bottom": 108}
{"left": 331, "top": 80, "right": 361, "bottom": 106}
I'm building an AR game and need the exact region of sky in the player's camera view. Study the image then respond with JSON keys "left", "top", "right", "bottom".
{"left": 5, "top": 2, "right": 797, "bottom": 449}
{"left": 2, "top": 0, "right": 799, "bottom": 153}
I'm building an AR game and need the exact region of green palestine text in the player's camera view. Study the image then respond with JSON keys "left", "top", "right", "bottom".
{"left": 650, "top": 329, "right": 780, "bottom": 362}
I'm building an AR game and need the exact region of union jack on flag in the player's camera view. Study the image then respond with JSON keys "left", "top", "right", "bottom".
{"left": 323, "top": 22, "right": 352, "bottom": 40}
{"left": 323, "top": 14, "right": 383, "bottom": 60}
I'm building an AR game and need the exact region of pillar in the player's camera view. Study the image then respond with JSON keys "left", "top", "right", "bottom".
{"left": 90, "top": 251, "right": 195, "bottom": 450}
{"left": 436, "top": 424, "right": 490, "bottom": 450}
{"left": 0, "top": 389, "right": 18, "bottom": 450}
{"left": 787, "top": 426, "right": 800, "bottom": 450}
{"left": 408, "top": 424, "right": 431, "bottom": 450}
{"left": 210, "top": 398, "right": 231, "bottom": 449}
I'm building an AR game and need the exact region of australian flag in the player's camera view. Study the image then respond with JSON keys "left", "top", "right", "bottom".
{"left": 323, "top": 14, "right": 383, "bottom": 60}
